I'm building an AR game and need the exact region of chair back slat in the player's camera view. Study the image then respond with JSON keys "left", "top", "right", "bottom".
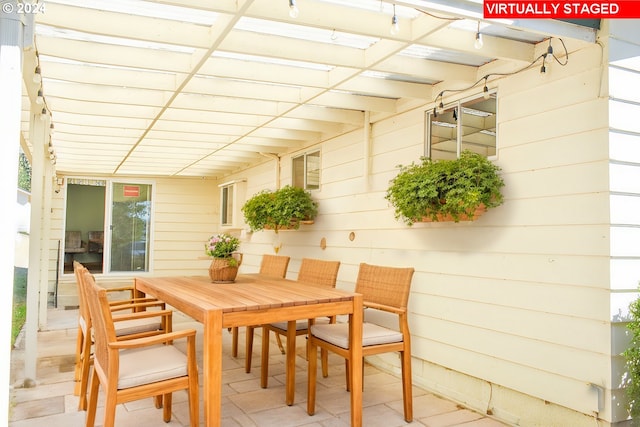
{"left": 297, "top": 258, "right": 340, "bottom": 288}
{"left": 355, "top": 263, "right": 415, "bottom": 310}
{"left": 259, "top": 254, "right": 290, "bottom": 278}
{"left": 83, "top": 271, "right": 117, "bottom": 375}
{"left": 73, "top": 261, "right": 91, "bottom": 329}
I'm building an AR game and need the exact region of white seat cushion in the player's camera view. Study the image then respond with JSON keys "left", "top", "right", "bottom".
{"left": 270, "top": 317, "right": 330, "bottom": 331}
{"left": 114, "top": 318, "right": 162, "bottom": 337}
{"left": 118, "top": 345, "right": 187, "bottom": 389}
{"left": 310, "top": 322, "right": 403, "bottom": 349}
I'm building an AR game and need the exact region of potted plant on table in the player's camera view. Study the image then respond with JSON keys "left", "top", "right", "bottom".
{"left": 241, "top": 185, "right": 318, "bottom": 233}
{"left": 205, "top": 233, "right": 242, "bottom": 283}
{"left": 385, "top": 150, "right": 504, "bottom": 225}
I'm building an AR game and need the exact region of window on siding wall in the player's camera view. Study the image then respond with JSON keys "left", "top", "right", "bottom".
{"left": 219, "top": 180, "right": 246, "bottom": 228}
{"left": 427, "top": 92, "right": 497, "bottom": 160}
{"left": 220, "top": 183, "right": 234, "bottom": 226}
{"left": 292, "top": 150, "right": 320, "bottom": 190}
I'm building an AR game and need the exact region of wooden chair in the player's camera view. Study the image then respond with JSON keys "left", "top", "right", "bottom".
{"left": 306, "top": 263, "right": 415, "bottom": 422}
{"left": 72, "top": 261, "right": 170, "bottom": 411}
{"left": 231, "top": 254, "right": 290, "bottom": 371}
{"left": 83, "top": 271, "right": 199, "bottom": 427}
{"left": 259, "top": 254, "right": 291, "bottom": 278}
{"left": 260, "top": 258, "right": 340, "bottom": 390}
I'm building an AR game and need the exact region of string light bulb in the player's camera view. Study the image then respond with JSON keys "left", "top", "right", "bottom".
{"left": 540, "top": 40, "right": 555, "bottom": 73}
{"left": 483, "top": 77, "right": 490, "bottom": 100}
{"left": 390, "top": 5, "right": 399, "bottom": 35}
{"left": 288, "top": 0, "right": 299, "bottom": 18}
{"left": 545, "top": 42, "right": 554, "bottom": 63}
{"left": 36, "top": 89, "right": 44, "bottom": 105}
{"left": 540, "top": 56, "right": 547, "bottom": 73}
{"left": 40, "top": 107, "right": 47, "bottom": 121}
{"left": 33, "top": 66, "right": 41, "bottom": 83}
{"left": 474, "top": 21, "right": 483, "bottom": 49}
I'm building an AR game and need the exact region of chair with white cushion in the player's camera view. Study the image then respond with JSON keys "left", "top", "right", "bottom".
{"left": 306, "top": 262, "right": 415, "bottom": 422}
{"left": 83, "top": 271, "right": 199, "bottom": 427}
{"left": 72, "top": 261, "right": 170, "bottom": 411}
{"left": 232, "top": 254, "right": 291, "bottom": 372}
{"left": 260, "top": 258, "right": 340, "bottom": 390}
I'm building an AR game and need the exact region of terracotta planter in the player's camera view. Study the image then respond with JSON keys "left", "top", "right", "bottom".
{"left": 209, "top": 253, "right": 243, "bottom": 283}
{"left": 264, "top": 219, "right": 314, "bottom": 231}
{"left": 420, "top": 203, "right": 487, "bottom": 223}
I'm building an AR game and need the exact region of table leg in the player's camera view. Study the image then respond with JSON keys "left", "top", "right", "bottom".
{"left": 350, "top": 294, "right": 363, "bottom": 427}
{"left": 204, "top": 310, "right": 223, "bottom": 427}
{"left": 285, "top": 320, "right": 296, "bottom": 405}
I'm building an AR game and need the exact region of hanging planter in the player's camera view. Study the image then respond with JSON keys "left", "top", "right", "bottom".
{"left": 385, "top": 150, "right": 504, "bottom": 225}
{"left": 242, "top": 185, "right": 318, "bottom": 233}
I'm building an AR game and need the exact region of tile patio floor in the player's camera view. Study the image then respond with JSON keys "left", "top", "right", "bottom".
{"left": 9, "top": 308, "right": 510, "bottom": 427}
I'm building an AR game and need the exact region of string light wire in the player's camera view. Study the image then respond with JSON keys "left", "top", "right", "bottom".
{"left": 433, "top": 38, "right": 569, "bottom": 110}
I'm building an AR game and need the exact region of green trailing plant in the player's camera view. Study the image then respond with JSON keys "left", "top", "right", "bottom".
{"left": 385, "top": 150, "right": 504, "bottom": 225}
{"left": 624, "top": 290, "right": 640, "bottom": 420}
{"left": 241, "top": 185, "right": 318, "bottom": 233}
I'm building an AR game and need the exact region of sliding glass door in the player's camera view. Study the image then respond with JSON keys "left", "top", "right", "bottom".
{"left": 108, "top": 182, "right": 152, "bottom": 272}
{"left": 63, "top": 179, "right": 153, "bottom": 274}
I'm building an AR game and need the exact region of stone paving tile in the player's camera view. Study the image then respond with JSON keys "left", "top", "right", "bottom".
{"left": 420, "top": 408, "right": 485, "bottom": 427}
{"left": 9, "top": 308, "right": 509, "bottom": 427}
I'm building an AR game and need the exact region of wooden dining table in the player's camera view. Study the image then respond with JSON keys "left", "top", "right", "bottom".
{"left": 134, "top": 273, "right": 364, "bottom": 427}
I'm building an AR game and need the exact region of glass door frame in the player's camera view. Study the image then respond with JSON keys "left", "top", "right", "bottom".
{"left": 62, "top": 176, "right": 156, "bottom": 276}
{"left": 104, "top": 179, "right": 156, "bottom": 275}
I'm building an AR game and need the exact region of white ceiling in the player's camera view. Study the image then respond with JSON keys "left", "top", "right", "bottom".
{"left": 20, "top": 0, "right": 596, "bottom": 178}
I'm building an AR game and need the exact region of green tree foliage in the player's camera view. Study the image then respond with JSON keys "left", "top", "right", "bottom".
{"left": 18, "top": 151, "right": 31, "bottom": 192}
{"left": 625, "top": 292, "right": 640, "bottom": 420}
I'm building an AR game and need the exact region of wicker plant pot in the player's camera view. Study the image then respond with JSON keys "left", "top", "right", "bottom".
{"left": 209, "top": 253, "right": 243, "bottom": 283}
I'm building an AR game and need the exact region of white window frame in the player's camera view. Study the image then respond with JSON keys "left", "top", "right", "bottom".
{"left": 292, "top": 149, "right": 320, "bottom": 190}
{"left": 218, "top": 179, "right": 246, "bottom": 229}
{"left": 425, "top": 91, "right": 497, "bottom": 160}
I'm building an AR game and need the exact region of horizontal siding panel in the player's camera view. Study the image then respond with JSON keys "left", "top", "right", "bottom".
{"left": 611, "top": 258, "right": 640, "bottom": 291}
{"left": 610, "top": 194, "right": 640, "bottom": 225}
{"left": 154, "top": 211, "right": 213, "bottom": 224}
{"left": 372, "top": 122, "right": 423, "bottom": 160}
{"left": 498, "top": 129, "right": 609, "bottom": 174}
{"left": 317, "top": 192, "right": 388, "bottom": 216}
{"left": 502, "top": 162, "right": 609, "bottom": 199}
{"left": 610, "top": 100, "right": 640, "bottom": 134}
{"left": 486, "top": 194, "right": 609, "bottom": 226}
{"left": 154, "top": 221, "right": 212, "bottom": 234}
{"left": 323, "top": 159, "right": 363, "bottom": 185}
{"left": 322, "top": 143, "right": 362, "bottom": 174}
{"left": 410, "top": 272, "right": 609, "bottom": 320}
{"left": 346, "top": 225, "right": 610, "bottom": 256}
{"left": 499, "top": 66, "right": 604, "bottom": 123}
{"left": 611, "top": 226, "right": 640, "bottom": 257}
{"left": 610, "top": 66, "right": 640, "bottom": 103}
{"left": 371, "top": 108, "right": 423, "bottom": 139}
{"left": 318, "top": 176, "right": 369, "bottom": 199}
{"left": 610, "top": 162, "right": 640, "bottom": 194}
{"left": 405, "top": 252, "right": 608, "bottom": 289}
{"left": 410, "top": 293, "right": 611, "bottom": 353}
{"left": 412, "top": 335, "right": 602, "bottom": 416}
{"left": 499, "top": 99, "right": 608, "bottom": 149}
{"left": 411, "top": 314, "right": 611, "bottom": 387}
{"left": 610, "top": 130, "right": 640, "bottom": 163}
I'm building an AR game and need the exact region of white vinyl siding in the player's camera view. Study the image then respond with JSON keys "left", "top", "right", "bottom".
{"left": 46, "top": 32, "right": 638, "bottom": 427}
